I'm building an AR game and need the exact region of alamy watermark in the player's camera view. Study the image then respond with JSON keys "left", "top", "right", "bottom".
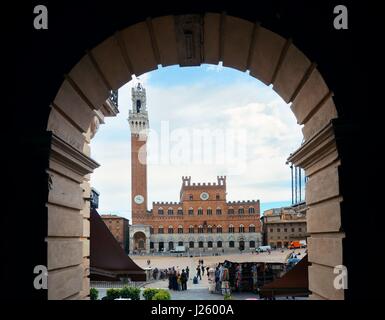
{"left": 33, "top": 265, "right": 48, "bottom": 290}
{"left": 333, "top": 265, "right": 348, "bottom": 290}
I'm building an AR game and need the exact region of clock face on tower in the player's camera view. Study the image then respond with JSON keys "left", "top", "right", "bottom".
{"left": 134, "top": 194, "right": 144, "bottom": 204}
{"left": 200, "top": 192, "right": 209, "bottom": 200}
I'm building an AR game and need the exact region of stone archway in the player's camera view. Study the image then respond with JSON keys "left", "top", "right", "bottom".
{"left": 133, "top": 231, "right": 146, "bottom": 252}
{"left": 46, "top": 13, "right": 343, "bottom": 300}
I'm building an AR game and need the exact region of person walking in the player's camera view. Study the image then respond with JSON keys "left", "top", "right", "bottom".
{"left": 186, "top": 266, "right": 190, "bottom": 280}
{"left": 206, "top": 266, "right": 210, "bottom": 278}
{"left": 181, "top": 269, "right": 188, "bottom": 291}
{"left": 201, "top": 264, "right": 205, "bottom": 276}
{"left": 196, "top": 265, "right": 202, "bottom": 280}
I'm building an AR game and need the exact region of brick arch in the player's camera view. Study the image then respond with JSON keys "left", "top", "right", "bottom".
{"left": 46, "top": 13, "right": 343, "bottom": 300}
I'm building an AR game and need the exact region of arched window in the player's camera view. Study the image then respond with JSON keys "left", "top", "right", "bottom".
{"left": 197, "top": 207, "right": 203, "bottom": 215}
{"left": 150, "top": 226, "right": 154, "bottom": 234}
{"left": 228, "top": 225, "right": 234, "bottom": 233}
{"left": 248, "top": 207, "right": 255, "bottom": 214}
{"left": 189, "top": 241, "right": 194, "bottom": 248}
{"left": 216, "top": 225, "right": 222, "bottom": 233}
{"left": 208, "top": 241, "right": 213, "bottom": 248}
{"left": 177, "top": 207, "right": 183, "bottom": 215}
{"left": 249, "top": 224, "right": 256, "bottom": 233}
{"left": 198, "top": 225, "right": 204, "bottom": 234}
{"left": 178, "top": 241, "right": 184, "bottom": 246}
{"left": 168, "top": 207, "right": 174, "bottom": 215}
{"left": 207, "top": 225, "right": 213, "bottom": 233}
{"left": 217, "top": 241, "right": 222, "bottom": 248}
{"left": 178, "top": 225, "right": 184, "bottom": 234}
{"left": 158, "top": 207, "right": 164, "bottom": 215}
{"left": 189, "top": 225, "right": 194, "bottom": 233}
{"left": 188, "top": 207, "right": 194, "bottom": 215}
{"left": 206, "top": 207, "right": 212, "bottom": 215}
{"left": 249, "top": 241, "right": 256, "bottom": 248}
{"left": 158, "top": 225, "right": 164, "bottom": 234}
{"left": 168, "top": 241, "right": 174, "bottom": 250}
{"left": 198, "top": 241, "right": 204, "bottom": 248}
{"left": 238, "top": 207, "right": 244, "bottom": 214}
{"left": 229, "top": 241, "right": 235, "bottom": 248}
{"left": 228, "top": 207, "right": 234, "bottom": 215}
{"left": 216, "top": 207, "right": 222, "bottom": 215}
{"left": 239, "top": 224, "right": 245, "bottom": 233}
{"left": 168, "top": 226, "right": 174, "bottom": 234}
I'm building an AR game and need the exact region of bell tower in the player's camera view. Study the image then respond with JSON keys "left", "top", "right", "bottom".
{"left": 128, "top": 83, "right": 149, "bottom": 223}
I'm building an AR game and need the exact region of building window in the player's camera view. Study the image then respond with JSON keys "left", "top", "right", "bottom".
{"left": 189, "top": 225, "right": 194, "bottom": 233}
{"left": 229, "top": 241, "right": 235, "bottom": 248}
{"left": 277, "top": 228, "right": 281, "bottom": 232}
{"left": 177, "top": 208, "right": 183, "bottom": 215}
{"left": 207, "top": 226, "right": 213, "bottom": 233}
{"left": 158, "top": 208, "right": 164, "bottom": 215}
{"left": 150, "top": 227, "right": 154, "bottom": 234}
{"left": 188, "top": 208, "right": 194, "bottom": 215}
{"left": 217, "top": 226, "right": 222, "bottom": 233}
{"left": 228, "top": 208, "right": 234, "bottom": 215}
{"left": 189, "top": 241, "right": 194, "bottom": 248}
{"left": 150, "top": 242, "right": 154, "bottom": 249}
{"left": 178, "top": 241, "right": 183, "bottom": 246}
{"left": 228, "top": 225, "right": 234, "bottom": 233}
{"left": 238, "top": 207, "right": 244, "bottom": 214}
{"left": 198, "top": 226, "right": 204, "bottom": 234}
{"left": 168, "top": 226, "right": 174, "bottom": 234}
{"left": 284, "top": 228, "right": 287, "bottom": 232}
{"left": 168, "top": 242, "right": 174, "bottom": 250}
{"left": 158, "top": 227, "right": 164, "bottom": 234}
{"left": 239, "top": 225, "right": 245, "bottom": 233}
{"left": 217, "top": 241, "right": 222, "bottom": 248}
{"left": 189, "top": 195, "right": 193, "bottom": 200}
{"left": 198, "top": 208, "right": 203, "bottom": 215}
{"left": 291, "top": 228, "right": 295, "bottom": 232}
{"left": 298, "top": 227, "right": 302, "bottom": 232}
{"left": 198, "top": 241, "right": 204, "bottom": 248}
{"left": 208, "top": 241, "right": 213, "bottom": 248}
{"left": 270, "top": 228, "right": 273, "bottom": 233}
{"left": 178, "top": 226, "right": 183, "bottom": 234}
{"left": 248, "top": 207, "right": 255, "bottom": 214}
{"left": 207, "top": 208, "right": 212, "bottom": 215}
{"left": 249, "top": 225, "right": 256, "bottom": 233}
{"left": 216, "top": 208, "right": 222, "bottom": 215}
{"left": 168, "top": 208, "right": 174, "bottom": 215}
{"left": 216, "top": 194, "right": 220, "bottom": 200}
{"left": 249, "top": 241, "right": 256, "bottom": 248}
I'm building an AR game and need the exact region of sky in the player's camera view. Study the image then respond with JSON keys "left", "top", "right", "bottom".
{"left": 90, "top": 64, "right": 304, "bottom": 221}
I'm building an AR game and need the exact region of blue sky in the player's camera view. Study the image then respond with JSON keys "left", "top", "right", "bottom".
{"left": 91, "top": 64, "right": 303, "bottom": 220}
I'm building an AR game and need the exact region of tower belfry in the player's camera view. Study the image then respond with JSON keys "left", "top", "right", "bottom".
{"left": 128, "top": 82, "right": 149, "bottom": 223}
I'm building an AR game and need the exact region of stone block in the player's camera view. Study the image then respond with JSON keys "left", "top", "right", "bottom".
{"left": 91, "top": 35, "right": 132, "bottom": 90}
{"left": 308, "top": 264, "right": 344, "bottom": 300}
{"left": 48, "top": 171, "right": 84, "bottom": 210}
{"left": 152, "top": 16, "right": 178, "bottom": 67}
{"left": 249, "top": 27, "right": 286, "bottom": 85}
{"left": 308, "top": 235, "right": 344, "bottom": 267}
{"left": 69, "top": 55, "right": 109, "bottom": 109}
{"left": 302, "top": 96, "right": 338, "bottom": 140}
{"left": 306, "top": 162, "right": 340, "bottom": 205}
{"left": 48, "top": 265, "right": 83, "bottom": 300}
{"left": 47, "top": 204, "right": 83, "bottom": 237}
{"left": 222, "top": 16, "right": 253, "bottom": 71}
{"left": 53, "top": 80, "right": 95, "bottom": 133}
{"left": 47, "top": 239, "right": 83, "bottom": 270}
{"left": 307, "top": 198, "right": 342, "bottom": 233}
{"left": 291, "top": 69, "right": 329, "bottom": 125}
{"left": 273, "top": 44, "right": 311, "bottom": 103}
{"left": 121, "top": 22, "right": 158, "bottom": 76}
{"left": 203, "top": 13, "right": 221, "bottom": 64}
{"left": 47, "top": 108, "right": 85, "bottom": 152}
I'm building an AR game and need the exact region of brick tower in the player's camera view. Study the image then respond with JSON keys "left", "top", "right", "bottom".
{"left": 128, "top": 83, "right": 149, "bottom": 224}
